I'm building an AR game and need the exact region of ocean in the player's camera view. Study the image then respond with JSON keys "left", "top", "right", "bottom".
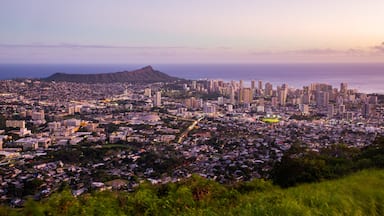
{"left": 0, "top": 63, "right": 383, "bottom": 94}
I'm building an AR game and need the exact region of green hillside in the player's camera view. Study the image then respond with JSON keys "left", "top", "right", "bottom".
{"left": 1, "top": 169, "right": 383, "bottom": 216}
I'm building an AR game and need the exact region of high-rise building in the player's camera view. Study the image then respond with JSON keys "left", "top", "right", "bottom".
{"left": 336, "top": 96, "right": 344, "bottom": 105}
{"left": 369, "top": 95, "right": 378, "bottom": 104}
{"left": 251, "top": 80, "right": 256, "bottom": 89}
{"left": 209, "top": 80, "right": 214, "bottom": 92}
{"left": 241, "top": 88, "right": 253, "bottom": 104}
{"left": 340, "top": 83, "right": 348, "bottom": 94}
{"left": 144, "top": 88, "right": 152, "bottom": 97}
{"left": 299, "top": 104, "right": 309, "bottom": 115}
{"left": 302, "top": 93, "right": 311, "bottom": 104}
{"left": 265, "top": 82, "right": 273, "bottom": 96}
{"left": 258, "top": 80, "right": 263, "bottom": 90}
{"left": 327, "top": 104, "right": 334, "bottom": 118}
{"left": 339, "top": 104, "right": 346, "bottom": 114}
{"left": 359, "top": 94, "right": 368, "bottom": 103}
{"left": 153, "top": 91, "right": 162, "bottom": 107}
{"left": 185, "top": 97, "right": 201, "bottom": 109}
{"left": 362, "top": 103, "right": 375, "bottom": 118}
{"left": 230, "top": 87, "right": 236, "bottom": 105}
{"left": 271, "top": 97, "right": 278, "bottom": 107}
{"left": 203, "top": 102, "right": 216, "bottom": 114}
{"left": 278, "top": 88, "right": 287, "bottom": 106}
{"left": 191, "top": 80, "right": 197, "bottom": 89}
{"left": 316, "top": 91, "right": 329, "bottom": 107}
{"left": 239, "top": 80, "right": 244, "bottom": 89}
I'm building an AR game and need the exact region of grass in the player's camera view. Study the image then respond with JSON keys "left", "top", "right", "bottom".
{"left": 235, "top": 169, "right": 384, "bottom": 215}
{"left": 1, "top": 169, "right": 384, "bottom": 215}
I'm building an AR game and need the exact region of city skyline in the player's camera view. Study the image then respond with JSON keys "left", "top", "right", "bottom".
{"left": 1, "top": 0, "right": 384, "bottom": 63}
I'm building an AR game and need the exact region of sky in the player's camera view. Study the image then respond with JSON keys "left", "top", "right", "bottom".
{"left": 0, "top": 0, "right": 383, "bottom": 64}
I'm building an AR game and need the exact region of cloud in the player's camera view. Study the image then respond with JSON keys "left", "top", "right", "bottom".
{"left": 290, "top": 48, "right": 340, "bottom": 55}
{"left": 372, "top": 42, "right": 384, "bottom": 52}
{"left": 249, "top": 48, "right": 367, "bottom": 57}
{"left": 0, "top": 43, "right": 190, "bottom": 50}
{"left": 249, "top": 51, "right": 275, "bottom": 56}
{"left": 289, "top": 48, "right": 370, "bottom": 56}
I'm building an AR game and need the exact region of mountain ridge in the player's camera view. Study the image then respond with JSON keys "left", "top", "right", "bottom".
{"left": 44, "top": 65, "right": 179, "bottom": 83}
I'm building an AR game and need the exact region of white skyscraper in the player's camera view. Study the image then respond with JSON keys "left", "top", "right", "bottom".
{"left": 153, "top": 91, "right": 162, "bottom": 107}
{"left": 144, "top": 88, "right": 152, "bottom": 97}
{"left": 230, "top": 87, "right": 236, "bottom": 105}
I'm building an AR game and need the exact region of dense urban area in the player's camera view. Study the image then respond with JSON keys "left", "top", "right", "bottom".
{"left": 0, "top": 72, "right": 383, "bottom": 208}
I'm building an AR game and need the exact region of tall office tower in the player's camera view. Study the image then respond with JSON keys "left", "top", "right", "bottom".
{"left": 230, "top": 87, "right": 236, "bottom": 105}
{"left": 238, "top": 88, "right": 243, "bottom": 104}
{"left": 328, "top": 88, "right": 337, "bottom": 101}
{"left": 299, "top": 104, "right": 309, "bottom": 115}
{"left": 327, "top": 104, "right": 335, "bottom": 118}
{"left": 258, "top": 80, "right": 263, "bottom": 90}
{"left": 144, "top": 88, "right": 152, "bottom": 97}
{"left": 251, "top": 80, "right": 256, "bottom": 89}
{"left": 282, "top": 83, "right": 288, "bottom": 90}
{"left": 230, "top": 80, "right": 236, "bottom": 88}
{"left": 339, "top": 104, "right": 346, "bottom": 114}
{"left": 271, "top": 97, "right": 278, "bottom": 107}
{"left": 340, "top": 83, "right": 348, "bottom": 94}
{"left": 265, "top": 82, "right": 273, "bottom": 96}
{"left": 239, "top": 80, "right": 244, "bottom": 89}
{"left": 278, "top": 88, "right": 287, "bottom": 106}
{"left": 191, "top": 80, "right": 197, "bottom": 89}
{"left": 241, "top": 88, "right": 253, "bottom": 104}
{"left": 217, "top": 80, "right": 224, "bottom": 88}
{"left": 185, "top": 97, "right": 201, "bottom": 109}
{"left": 362, "top": 103, "right": 371, "bottom": 118}
{"left": 153, "top": 91, "right": 162, "bottom": 107}
{"left": 336, "top": 96, "right": 344, "bottom": 105}
{"left": 209, "top": 80, "right": 215, "bottom": 92}
{"left": 302, "top": 93, "right": 311, "bottom": 104}
{"left": 316, "top": 91, "right": 329, "bottom": 107}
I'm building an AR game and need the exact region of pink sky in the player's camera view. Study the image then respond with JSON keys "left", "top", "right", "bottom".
{"left": 0, "top": 0, "right": 383, "bottom": 63}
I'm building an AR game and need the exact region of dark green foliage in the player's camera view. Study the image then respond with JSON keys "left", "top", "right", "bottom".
{"left": 23, "top": 179, "right": 44, "bottom": 196}
{"left": 0, "top": 114, "right": 6, "bottom": 130}
{"left": 272, "top": 137, "right": 384, "bottom": 187}
{"left": 50, "top": 149, "right": 82, "bottom": 163}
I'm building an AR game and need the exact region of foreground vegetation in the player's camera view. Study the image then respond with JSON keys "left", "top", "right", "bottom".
{"left": 0, "top": 169, "right": 383, "bottom": 215}
{"left": 272, "top": 136, "right": 384, "bottom": 187}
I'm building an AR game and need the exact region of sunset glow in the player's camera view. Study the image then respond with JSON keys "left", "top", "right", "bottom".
{"left": 0, "top": 0, "right": 383, "bottom": 63}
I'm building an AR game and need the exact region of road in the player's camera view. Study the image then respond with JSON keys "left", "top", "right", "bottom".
{"left": 177, "top": 116, "right": 204, "bottom": 144}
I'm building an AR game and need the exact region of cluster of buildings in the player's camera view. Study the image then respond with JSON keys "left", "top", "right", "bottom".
{"left": 0, "top": 77, "right": 382, "bottom": 206}
{"left": 183, "top": 80, "right": 381, "bottom": 121}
